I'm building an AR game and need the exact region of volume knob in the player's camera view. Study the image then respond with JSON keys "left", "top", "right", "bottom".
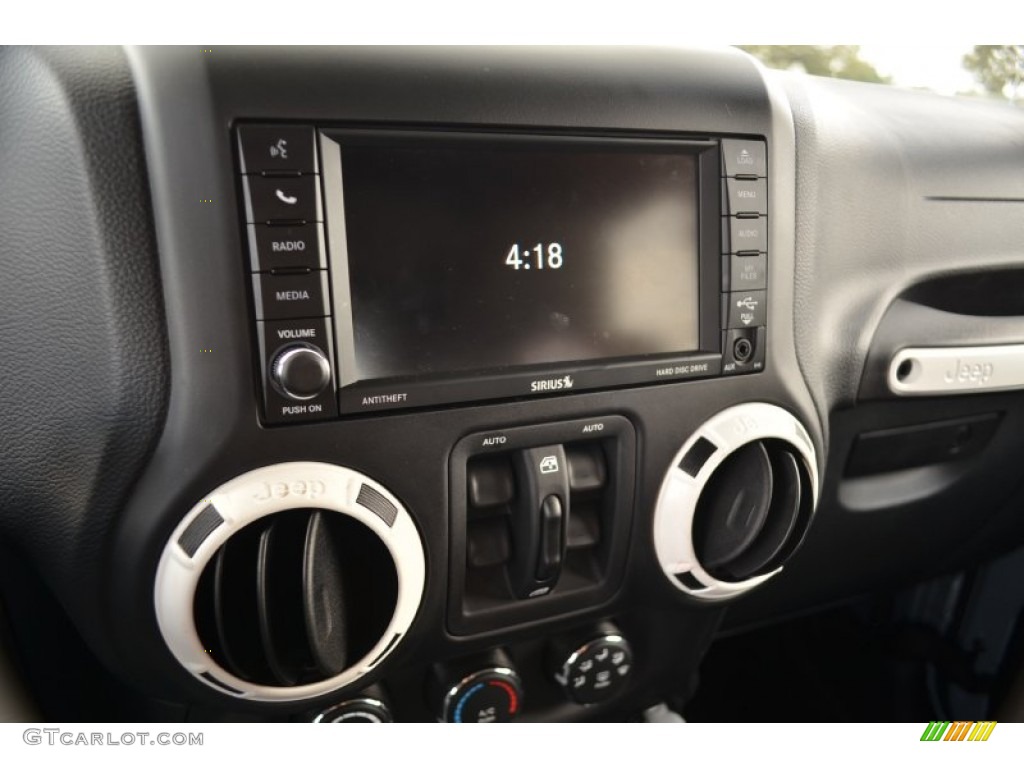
{"left": 271, "top": 344, "right": 331, "bottom": 400}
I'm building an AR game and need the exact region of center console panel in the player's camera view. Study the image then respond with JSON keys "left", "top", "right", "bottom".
{"left": 107, "top": 46, "right": 821, "bottom": 722}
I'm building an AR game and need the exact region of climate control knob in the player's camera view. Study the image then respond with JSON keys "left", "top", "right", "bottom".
{"left": 550, "top": 625, "right": 633, "bottom": 705}
{"left": 433, "top": 655, "right": 523, "bottom": 723}
{"left": 270, "top": 343, "right": 331, "bottom": 400}
{"left": 312, "top": 696, "right": 393, "bottom": 723}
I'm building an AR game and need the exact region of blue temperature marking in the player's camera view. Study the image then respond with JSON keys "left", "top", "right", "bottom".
{"left": 453, "top": 682, "right": 486, "bottom": 723}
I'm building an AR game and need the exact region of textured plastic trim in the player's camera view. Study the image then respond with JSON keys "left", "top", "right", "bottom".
{"left": 154, "top": 462, "right": 425, "bottom": 702}
{"left": 653, "top": 403, "right": 818, "bottom": 599}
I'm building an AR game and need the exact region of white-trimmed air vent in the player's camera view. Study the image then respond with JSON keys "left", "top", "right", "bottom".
{"left": 154, "top": 462, "right": 425, "bottom": 702}
{"left": 653, "top": 403, "right": 819, "bottom": 599}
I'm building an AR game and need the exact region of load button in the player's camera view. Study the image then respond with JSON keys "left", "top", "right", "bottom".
{"left": 253, "top": 270, "right": 329, "bottom": 320}
{"left": 721, "top": 139, "right": 767, "bottom": 178}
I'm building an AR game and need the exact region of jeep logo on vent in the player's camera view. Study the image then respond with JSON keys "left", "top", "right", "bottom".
{"left": 252, "top": 479, "right": 326, "bottom": 502}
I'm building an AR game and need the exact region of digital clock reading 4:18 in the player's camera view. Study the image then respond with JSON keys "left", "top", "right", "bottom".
{"left": 505, "top": 243, "right": 564, "bottom": 270}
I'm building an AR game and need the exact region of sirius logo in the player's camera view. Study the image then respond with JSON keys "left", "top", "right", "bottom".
{"left": 530, "top": 375, "right": 575, "bottom": 393}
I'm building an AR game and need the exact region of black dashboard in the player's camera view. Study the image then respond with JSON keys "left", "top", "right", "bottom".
{"left": 1, "top": 45, "right": 1024, "bottom": 723}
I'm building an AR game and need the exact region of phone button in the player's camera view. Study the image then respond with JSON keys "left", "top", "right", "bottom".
{"left": 243, "top": 175, "right": 321, "bottom": 223}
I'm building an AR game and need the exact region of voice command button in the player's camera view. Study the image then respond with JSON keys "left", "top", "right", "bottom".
{"left": 237, "top": 125, "right": 318, "bottom": 174}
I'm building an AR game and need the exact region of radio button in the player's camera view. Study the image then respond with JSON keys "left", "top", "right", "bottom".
{"left": 724, "top": 290, "right": 767, "bottom": 329}
{"left": 243, "top": 175, "right": 322, "bottom": 224}
{"left": 721, "top": 139, "right": 766, "bottom": 178}
{"left": 722, "top": 178, "right": 767, "bottom": 216}
{"left": 253, "top": 271, "right": 329, "bottom": 320}
{"left": 722, "top": 216, "right": 767, "bottom": 254}
{"left": 248, "top": 223, "right": 326, "bottom": 272}
{"left": 724, "top": 253, "right": 767, "bottom": 292}
{"left": 237, "top": 125, "right": 317, "bottom": 175}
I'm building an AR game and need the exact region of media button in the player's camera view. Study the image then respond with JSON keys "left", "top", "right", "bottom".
{"left": 243, "top": 175, "right": 321, "bottom": 224}
{"left": 237, "top": 125, "right": 317, "bottom": 175}
{"left": 248, "top": 223, "right": 326, "bottom": 272}
{"left": 252, "top": 270, "right": 329, "bottom": 320}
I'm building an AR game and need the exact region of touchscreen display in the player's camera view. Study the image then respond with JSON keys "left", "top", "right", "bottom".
{"left": 335, "top": 137, "right": 700, "bottom": 383}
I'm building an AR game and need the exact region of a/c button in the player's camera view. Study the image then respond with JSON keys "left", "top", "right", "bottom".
{"left": 247, "top": 223, "right": 326, "bottom": 272}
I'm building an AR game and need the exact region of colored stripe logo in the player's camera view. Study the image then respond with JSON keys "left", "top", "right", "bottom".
{"left": 920, "top": 721, "right": 997, "bottom": 742}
